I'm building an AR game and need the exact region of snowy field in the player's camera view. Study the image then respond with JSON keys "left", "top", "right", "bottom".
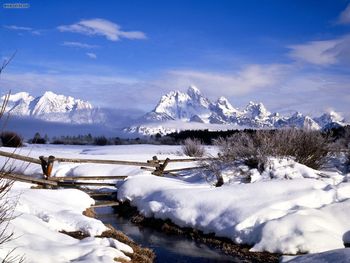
{"left": 0, "top": 144, "right": 350, "bottom": 262}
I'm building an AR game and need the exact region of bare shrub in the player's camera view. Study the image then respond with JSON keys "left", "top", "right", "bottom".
{"left": 0, "top": 52, "right": 24, "bottom": 262}
{"left": 215, "top": 129, "right": 329, "bottom": 171}
{"left": 182, "top": 138, "right": 206, "bottom": 157}
{"left": 0, "top": 131, "right": 23, "bottom": 148}
{"left": 0, "top": 178, "right": 14, "bottom": 245}
{"left": 215, "top": 131, "right": 269, "bottom": 172}
{"left": 271, "top": 129, "right": 328, "bottom": 169}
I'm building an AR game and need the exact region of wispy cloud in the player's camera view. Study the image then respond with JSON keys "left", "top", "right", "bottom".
{"left": 86, "top": 52, "right": 97, "bottom": 59}
{"left": 62, "top": 41, "right": 98, "bottom": 49}
{"left": 0, "top": 70, "right": 153, "bottom": 109}
{"left": 3, "top": 25, "right": 41, "bottom": 35}
{"left": 337, "top": 3, "right": 350, "bottom": 24}
{"left": 288, "top": 35, "right": 350, "bottom": 66}
{"left": 57, "top": 18, "right": 146, "bottom": 41}
{"left": 156, "top": 64, "right": 290, "bottom": 97}
{"left": 1, "top": 63, "right": 349, "bottom": 118}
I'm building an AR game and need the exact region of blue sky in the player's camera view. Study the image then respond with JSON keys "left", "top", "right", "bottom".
{"left": 0, "top": 0, "right": 350, "bottom": 117}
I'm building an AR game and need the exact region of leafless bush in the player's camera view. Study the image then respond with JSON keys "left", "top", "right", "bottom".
{"left": 182, "top": 138, "right": 206, "bottom": 157}
{"left": 215, "top": 131, "right": 270, "bottom": 172}
{"left": 0, "top": 132, "right": 23, "bottom": 148}
{"left": 0, "top": 52, "right": 24, "bottom": 262}
{"left": 215, "top": 129, "right": 329, "bottom": 171}
{"left": 271, "top": 129, "right": 328, "bottom": 169}
{"left": 333, "top": 127, "right": 350, "bottom": 172}
{"left": 0, "top": 178, "right": 14, "bottom": 245}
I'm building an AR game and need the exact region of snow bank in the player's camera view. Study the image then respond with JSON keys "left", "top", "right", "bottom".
{"left": 281, "top": 248, "right": 350, "bottom": 263}
{"left": 1, "top": 144, "right": 349, "bottom": 258}
{"left": 118, "top": 175, "right": 350, "bottom": 254}
{"left": 0, "top": 182, "right": 132, "bottom": 263}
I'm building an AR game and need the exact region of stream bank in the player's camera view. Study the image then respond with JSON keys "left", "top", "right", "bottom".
{"left": 96, "top": 202, "right": 280, "bottom": 263}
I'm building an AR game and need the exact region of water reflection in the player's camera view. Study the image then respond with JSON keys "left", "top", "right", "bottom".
{"left": 96, "top": 207, "right": 236, "bottom": 262}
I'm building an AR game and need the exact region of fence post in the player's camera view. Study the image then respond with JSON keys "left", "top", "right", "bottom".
{"left": 39, "top": 156, "right": 48, "bottom": 178}
{"left": 152, "top": 158, "right": 170, "bottom": 176}
{"left": 39, "top": 155, "right": 55, "bottom": 179}
{"left": 46, "top": 156, "right": 55, "bottom": 178}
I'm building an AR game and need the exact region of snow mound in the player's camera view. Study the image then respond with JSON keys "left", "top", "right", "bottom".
{"left": 117, "top": 174, "right": 350, "bottom": 254}
{"left": 281, "top": 248, "right": 350, "bottom": 263}
{"left": 0, "top": 183, "right": 133, "bottom": 262}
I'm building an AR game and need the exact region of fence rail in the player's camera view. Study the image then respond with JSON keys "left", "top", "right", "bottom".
{"left": 0, "top": 150, "right": 42, "bottom": 164}
{"left": 0, "top": 150, "right": 215, "bottom": 186}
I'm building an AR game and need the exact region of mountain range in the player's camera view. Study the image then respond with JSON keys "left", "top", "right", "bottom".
{"left": 2, "top": 91, "right": 105, "bottom": 124}
{"left": 125, "top": 85, "right": 347, "bottom": 135}
{"left": 1, "top": 88, "right": 347, "bottom": 136}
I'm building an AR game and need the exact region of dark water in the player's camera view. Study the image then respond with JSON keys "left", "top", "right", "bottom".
{"left": 96, "top": 207, "right": 238, "bottom": 263}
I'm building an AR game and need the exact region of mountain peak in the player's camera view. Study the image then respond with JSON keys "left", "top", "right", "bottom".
{"left": 3, "top": 91, "right": 98, "bottom": 124}
{"left": 129, "top": 85, "right": 346, "bottom": 135}
{"left": 42, "top": 91, "right": 57, "bottom": 97}
{"left": 324, "top": 111, "right": 343, "bottom": 122}
{"left": 217, "top": 96, "right": 229, "bottom": 104}
{"left": 214, "top": 96, "right": 237, "bottom": 114}
{"left": 187, "top": 85, "right": 201, "bottom": 97}
{"left": 244, "top": 101, "right": 270, "bottom": 119}
{"left": 314, "top": 110, "right": 345, "bottom": 128}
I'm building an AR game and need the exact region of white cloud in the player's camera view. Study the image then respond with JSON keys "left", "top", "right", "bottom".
{"left": 156, "top": 64, "right": 290, "bottom": 97}
{"left": 57, "top": 18, "right": 146, "bottom": 41}
{"left": 62, "top": 41, "right": 98, "bottom": 49}
{"left": 288, "top": 35, "right": 350, "bottom": 66}
{"left": 1, "top": 64, "right": 349, "bottom": 118}
{"left": 3, "top": 25, "right": 41, "bottom": 35}
{"left": 86, "top": 52, "right": 97, "bottom": 59}
{"left": 338, "top": 3, "right": 350, "bottom": 24}
{"left": 4, "top": 25, "right": 32, "bottom": 31}
{"left": 0, "top": 71, "right": 154, "bottom": 109}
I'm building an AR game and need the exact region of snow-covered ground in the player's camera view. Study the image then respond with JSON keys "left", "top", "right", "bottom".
{"left": 0, "top": 144, "right": 349, "bottom": 262}
{"left": 0, "top": 182, "right": 133, "bottom": 262}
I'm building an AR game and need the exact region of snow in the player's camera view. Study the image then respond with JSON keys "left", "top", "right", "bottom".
{"left": 118, "top": 175, "right": 345, "bottom": 254}
{"left": 3, "top": 88, "right": 347, "bottom": 136}
{"left": 281, "top": 248, "right": 350, "bottom": 263}
{"left": 2, "top": 91, "right": 99, "bottom": 124}
{"left": 0, "top": 182, "right": 132, "bottom": 262}
{"left": 125, "top": 120, "right": 246, "bottom": 136}
{"left": 126, "top": 86, "right": 347, "bottom": 135}
{"left": 153, "top": 86, "right": 212, "bottom": 121}
{"left": 1, "top": 143, "right": 350, "bottom": 261}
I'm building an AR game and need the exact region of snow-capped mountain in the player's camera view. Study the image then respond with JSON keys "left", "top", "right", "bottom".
{"left": 2, "top": 91, "right": 105, "bottom": 124}
{"left": 145, "top": 85, "right": 211, "bottom": 122}
{"left": 126, "top": 86, "right": 347, "bottom": 135}
{"left": 314, "top": 111, "right": 345, "bottom": 129}
{"left": 275, "top": 112, "right": 321, "bottom": 130}
{"left": 3, "top": 89, "right": 346, "bottom": 136}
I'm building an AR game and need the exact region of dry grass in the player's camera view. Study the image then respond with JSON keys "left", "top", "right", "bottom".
{"left": 215, "top": 129, "right": 329, "bottom": 171}
{"left": 98, "top": 225, "right": 155, "bottom": 263}
{"left": 61, "top": 207, "right": 155, "bottom": 263}
{"left": 82, "top": 207, "right": 96, "bottom": 218}
{"left": 182, "top": 138, "right": 206, "bottom": 157}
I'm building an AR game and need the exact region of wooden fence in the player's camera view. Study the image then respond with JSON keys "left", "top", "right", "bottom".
{"left": 0, "top": 150, "right": 215, "bottom": 187}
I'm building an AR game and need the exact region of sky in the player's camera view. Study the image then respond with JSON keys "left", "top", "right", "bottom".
{"left": 0, "top": 0, "right": 349, "bottom": 118}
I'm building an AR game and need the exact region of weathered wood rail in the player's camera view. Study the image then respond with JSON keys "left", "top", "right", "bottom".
{"left": 0, "top": 150, "right": 217, "bottom": 207}
{"left": 51, "top": 157, "right": 159, "bottom": 168}
{"left": 1, "top": 172, "right": 58, "bottom": 186}
{"left": 0, "top": 150, "right": 41, "bottom": 164}
{"left": 49, "top": 176, "right": 128, "bottom": 181}
{"left": 0, "top": 150, "right": 216, "bottom": 188}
